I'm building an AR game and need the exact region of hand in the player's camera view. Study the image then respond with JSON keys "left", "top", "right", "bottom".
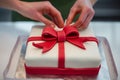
{"left": 15, "top": 1, "right": 64, "bottom": 28}
{"left": 66, "top": 0, "right": 95, "bottom": 29}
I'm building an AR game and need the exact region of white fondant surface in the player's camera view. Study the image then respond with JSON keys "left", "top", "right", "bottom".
{"left": 25, "top": 26, "right": 101, "bottom": 68}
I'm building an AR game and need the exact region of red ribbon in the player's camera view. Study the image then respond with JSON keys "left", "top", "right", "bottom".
{"left": 27, "top": 26, "right": 98, "bottom": 68}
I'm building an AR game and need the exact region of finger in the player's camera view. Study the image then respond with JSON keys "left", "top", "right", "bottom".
{"left": 54, "top": 13, "right": 64, "bottom": 28}
{"left": 72, "top": 8, "right": 88, "bottom": 28}
{"left": 49, "top": 7, "right": 64, "bottom": 28}
{"left": 37, "top": 13, "right": 55, "bottom": 27}
{"left": 80, "top": 12, "right": 94, "bottom": 29}
{"left": 66, "top": 8, "right": 77, "bottom": 25}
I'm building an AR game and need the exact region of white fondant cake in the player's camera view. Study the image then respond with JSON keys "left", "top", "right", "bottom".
{"left": 25, "top": 26, "right": 101, "bottom": 69}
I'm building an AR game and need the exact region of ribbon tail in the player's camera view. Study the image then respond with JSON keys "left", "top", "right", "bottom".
{"left": 32, "top": 42, "right": 43, "bottom": 49}
{"left": 79, "top": 37, "right": 98, "bottom": 44}
{"left": 67, "top": 39, "right": 86, "bottom": 49}
{"left": 32, "top": 40, "right": 57, "bottom": 53}
{"left": 27, "top": 36, "right": 42, "bottom": 43}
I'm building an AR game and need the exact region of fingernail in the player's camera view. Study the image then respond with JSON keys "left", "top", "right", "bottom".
{"left": 66, "top": 21, "right": 69, "bottom": 26}
{"left": 50, "top": 24, "right": 55, "bottom": 28}
{"left": 78, "top": 26, "right": 85, "bottom": 30}
{"left": 61, "top": 23, "right": 64, "bottom": 28}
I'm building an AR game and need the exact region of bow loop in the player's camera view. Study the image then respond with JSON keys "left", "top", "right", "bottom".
{"left": 42, "top": 27, "right": 57, "bottom": 40}
{"left": 64, "top": 26, "right": 79, "bottom": 39}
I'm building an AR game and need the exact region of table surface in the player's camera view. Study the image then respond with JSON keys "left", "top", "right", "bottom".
{"left": 0, "top": 21, "right": 120, "bottom": 80}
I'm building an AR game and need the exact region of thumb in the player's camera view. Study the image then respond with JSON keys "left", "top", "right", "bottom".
{"left": 66, "top": 9, "right": 76, "bottom": 25}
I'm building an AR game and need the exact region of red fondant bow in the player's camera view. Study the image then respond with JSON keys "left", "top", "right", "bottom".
{"left": 28, "top": 26, "right": 98, "bottom": 53}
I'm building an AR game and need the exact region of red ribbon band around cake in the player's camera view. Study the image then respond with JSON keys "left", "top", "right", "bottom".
{"left": 27, "top": 26, "right": 98, "bottom": 68}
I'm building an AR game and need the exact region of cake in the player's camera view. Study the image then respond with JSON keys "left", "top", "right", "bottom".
{"left": 25, "top": 25, "right": 101, "bottom": 75}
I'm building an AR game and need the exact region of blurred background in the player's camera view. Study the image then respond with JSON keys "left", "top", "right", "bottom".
{"left": 0, "top": 0, "right": 120, "bottom": 21}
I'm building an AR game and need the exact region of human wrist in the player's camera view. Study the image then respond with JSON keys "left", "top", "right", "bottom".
{"left": 0, "top": 0, "right": 20, "bottom": 10}
{"left": 90, "top": 0, "right": 97, "bottom": 5}
{"left": 76, "top": 0, "right": 96, "bottom": 6}
{"left": 12, "top": 0, "right": 26, "bottom": 12}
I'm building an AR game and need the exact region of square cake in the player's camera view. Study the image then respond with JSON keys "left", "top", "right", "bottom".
{"left": 25, "top": 25, "right": 101, "bottom": 75}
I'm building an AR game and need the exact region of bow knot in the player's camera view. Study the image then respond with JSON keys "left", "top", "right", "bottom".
{"left": 57, "top": 31, "right": 66, "bottom": 42}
